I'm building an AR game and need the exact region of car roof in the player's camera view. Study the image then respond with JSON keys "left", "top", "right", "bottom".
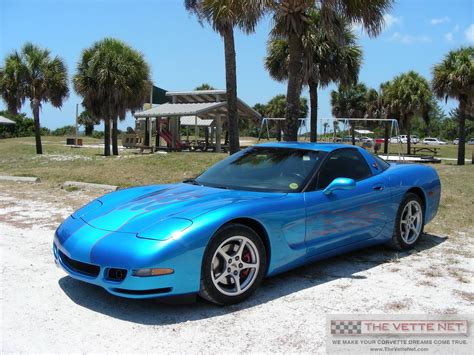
{"left": 254, "top": 141, "right": 360, "bottom": 152}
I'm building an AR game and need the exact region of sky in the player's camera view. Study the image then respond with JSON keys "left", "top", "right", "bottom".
{"left": 1, "top": 0, "right": 473, "bottom": 131}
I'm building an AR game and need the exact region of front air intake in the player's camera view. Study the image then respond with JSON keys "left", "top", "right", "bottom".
{"left": 58, "top": 250, "right": 100, "bottom": 277}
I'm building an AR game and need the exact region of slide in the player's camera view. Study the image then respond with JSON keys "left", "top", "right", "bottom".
{"left": 159, "top": 128, "right": 182, "bottom": 148}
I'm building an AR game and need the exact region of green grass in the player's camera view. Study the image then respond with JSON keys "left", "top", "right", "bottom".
{"left": 424, "top": 163, "right": 474, "bottom": 236}
{"left": 0, "top": 136, "right": 225, "bottom": 187}
{"left": 0, "top": 135, "right": 473, "bottom": 236}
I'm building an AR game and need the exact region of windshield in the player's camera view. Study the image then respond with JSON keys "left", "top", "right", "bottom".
{"left": 194, "top": 147, "right": 326, "bottom": 192}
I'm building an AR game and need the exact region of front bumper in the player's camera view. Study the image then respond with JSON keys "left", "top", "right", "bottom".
{"left": 53, "top": 217, "right": 202, "bottom": 299}
{"left": 53, "top": 243, "right": 175, "bottom": 298}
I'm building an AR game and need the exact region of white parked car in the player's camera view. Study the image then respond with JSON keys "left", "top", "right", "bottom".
{"left": 389, "top": 135, "right": 419, "bottom": 144}
{"left": 360, "top": 136, "right": 374, "bottom": 143}
{"left": 468, "top": 138, "right": 474, "bottom": 145}
{"left": 422, "top": 137, "right": 448, "bottom": 145}
{"left": 453, "top": 138, "right": 459, "bottom": 145}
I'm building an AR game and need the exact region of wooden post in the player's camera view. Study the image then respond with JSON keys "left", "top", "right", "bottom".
{"left": 216, "top": 115, "right": 222, "bottom": 152}
{"left": 171, "top": 96, "right": 177, "bottom": 150}
{"left": 195, "top": 116, "right": 198, "bottom": 146}
{"left": 149, "top": 118, "right": 153, "bottom": 148}
{"left": 155, "top": 117, "right": 160, "bottom": 149}
{"left": 204, "top": 126, "right": 209, "bottom": 149}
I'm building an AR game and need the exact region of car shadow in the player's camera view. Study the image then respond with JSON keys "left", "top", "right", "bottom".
{"left": 58, "top": 233, "right": 446, "bottom": 325}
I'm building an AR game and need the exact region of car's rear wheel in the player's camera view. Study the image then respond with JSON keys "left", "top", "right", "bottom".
{"left": 199, "top": 224, "right": 267, "bottom": 305}
{"left": 391, "top": 193, "right": 424, "bottom": 250}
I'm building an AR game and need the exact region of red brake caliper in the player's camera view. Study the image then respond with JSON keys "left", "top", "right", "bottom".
{"left": 240, "top": 251, "right": 251, "bottom": 278}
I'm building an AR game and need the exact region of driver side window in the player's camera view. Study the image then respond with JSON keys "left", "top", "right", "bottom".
{"left": 316, "top": 149, "right": 372, "bottom": 190}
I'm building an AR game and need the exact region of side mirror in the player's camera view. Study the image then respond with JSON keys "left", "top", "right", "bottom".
{"left": 323, "top": 177, "right": 356, "bottom": 195}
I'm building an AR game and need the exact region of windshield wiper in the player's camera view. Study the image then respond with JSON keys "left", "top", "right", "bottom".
{"left": 211, "top": 185, "right": 230, "bottom": 190}
{"left": 183, "top": 178, "right": 202, "bottom": 186}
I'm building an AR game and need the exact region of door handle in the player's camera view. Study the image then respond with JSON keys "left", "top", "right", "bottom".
{"left": 373, "top": 184, "right": 385, "bottom": 191}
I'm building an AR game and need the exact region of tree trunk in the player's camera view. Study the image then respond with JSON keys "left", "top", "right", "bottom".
{"left": 457, "top": 100, "right": 466, "bottom": 166}
{"left": 104, "top": 118, "right": 111, "bottom": 156}
{"left": 284, "top": 30, "right": 303, "bottom": 142}
{"left": 223, "top": 27, "right": 240, "bottom": 155}
{"left": 351, "top": 125, "right": 356, "bottom": 146}
{"left": 384, "top": 121, "right": 389, "bottom": 154}
{"left": 276, "top": 121, "right": 282, "bottom": 141}
{"left": 406, "top": 114, "right": 411, "bottom": 155}
{"left": 31, "top": 99, "right": 43, "bottom": 154}
{"left": 309, "top": 80, "right": 318, "bottom": 143}
{"left": 112, "top": 117, "right": 119, "bottom": 155}
{"left": 8, "top": 106, "right": 18, "bottom": 115}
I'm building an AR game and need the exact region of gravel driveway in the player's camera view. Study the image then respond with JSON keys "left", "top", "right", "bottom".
{"left": 1, "top": 182, "right": 472, "bottom": 353}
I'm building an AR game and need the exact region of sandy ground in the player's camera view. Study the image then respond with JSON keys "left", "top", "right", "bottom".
{"left": 0, "top": 181, "right": 472, "bottom": 353}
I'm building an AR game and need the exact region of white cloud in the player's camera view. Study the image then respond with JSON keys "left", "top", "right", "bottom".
{"left": 453, "top": 25, "right": 460, "bottom": 32}
{"left": 445, "top": 32, "right": 454, "bottom": 42}
{"left": 388, "top": 32, "right": 432, "bottom": 44}
{"left": 430, "top": 17, "right": 450, "bottom": 25}
{"left": 383, "top": 14, "right": 402, "bottom": 30}
{"left": 465, "top": 24, "right": 474, "bottom": 43}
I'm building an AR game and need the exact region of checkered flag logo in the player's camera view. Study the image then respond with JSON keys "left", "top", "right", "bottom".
{"left": 331, "top": 320, "right": 362, "bottom": 335}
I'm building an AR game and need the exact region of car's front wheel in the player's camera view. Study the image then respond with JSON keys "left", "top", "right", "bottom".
{"left": 391, "top": 193, "right": 424, "bottom": 250}
{"left": 199, "top": 224, "right": 267, "bottom": 305}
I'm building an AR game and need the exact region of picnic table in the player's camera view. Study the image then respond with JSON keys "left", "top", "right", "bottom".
{"left": 412, "top": 147, "right": 439, "bottom": 155}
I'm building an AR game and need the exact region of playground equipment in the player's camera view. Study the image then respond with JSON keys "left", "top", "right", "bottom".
{"left": 257, "top": 117, "right": 308, "bottom": 141}
{"left": 132, "top": 90, "right": 260, "bottom": 153}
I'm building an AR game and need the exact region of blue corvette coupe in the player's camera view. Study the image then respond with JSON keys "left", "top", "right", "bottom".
{"left": 54, "top": 142, "right": 441, "bottom": 305}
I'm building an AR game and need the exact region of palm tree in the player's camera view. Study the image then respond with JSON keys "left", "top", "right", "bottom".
{"left": 185, "top": 0, "right": 267, "bottom": 154}
{"left": 330, "top": 83, "right": 368, "bottom": 144}
{"left": 270, "top": 0, "right": 393, "bottom": 141}
{"left": 74, "top": 38, "right": 150, "bottom": 156}
{"left": 0, "top": 53, "right": 24, "bottom": 115}
{"left": 266, "top": 94, "right": 307, "bottom": 141}
{"left": 0, "top": 43, "right": 69, "bottom": 154}
{"left": 378, "top": 81, "right": 396, "bottom": 153}
{"left": 265, "top": 8, "right": 362, "bottom": 142}
{"left": 78, "top": 110, "right": 100, "bottom": 136}
{"left": 323, "top": 121, "right": 329, "bottom": 139}
{"left": 365, "top": 88, "right": 381, "bottom": 118}
{"left": 432, "top": 47, "right": 474, "bottom": 165}
{"left": 384, "top": 71, "right": 433, "bottom": 155}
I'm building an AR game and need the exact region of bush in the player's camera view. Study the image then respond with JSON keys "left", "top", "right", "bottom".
{"left": 0, "top": 111, "right": 35, "bottom": 138}
{"left": 51, "top": 125, "right": 76, "bottom": 136}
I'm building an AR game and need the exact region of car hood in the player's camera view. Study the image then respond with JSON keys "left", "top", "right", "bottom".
{"left": 75, "top": 183, "right": 286, "bottom": 233}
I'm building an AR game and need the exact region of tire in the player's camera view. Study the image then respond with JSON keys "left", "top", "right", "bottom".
{"left": 199, "top": 224, "right": 267, "bottom": 305}
{"left": 391, "top": 192, "right": 424, "bottom": 250}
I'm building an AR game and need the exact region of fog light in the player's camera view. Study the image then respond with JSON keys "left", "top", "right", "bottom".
{"left": 132, "top": 268, "right": 174, "bottom": 277}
